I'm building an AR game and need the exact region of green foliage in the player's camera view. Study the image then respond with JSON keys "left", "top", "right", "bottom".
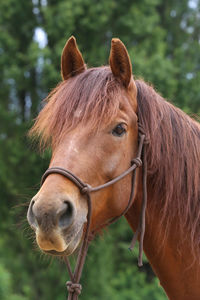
{"left": 0, "top": 0, "right": 199, "bottom": 299}
{"left": 0, "top": 261, "right": 28, "bottom": 300}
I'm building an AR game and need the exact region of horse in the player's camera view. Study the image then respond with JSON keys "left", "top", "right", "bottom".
{"left": 27, "top": 36, "right": 200, "bottom": 300}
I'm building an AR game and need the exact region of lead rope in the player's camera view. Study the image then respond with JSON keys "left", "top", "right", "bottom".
{"left": 63, "top": 192, "right": 92, "bottom": 300}
{"left": 41, "top": 126, "right": 148, "bottom": 300}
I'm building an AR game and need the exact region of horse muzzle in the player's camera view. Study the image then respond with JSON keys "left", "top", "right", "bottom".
{"left": 27, "top": 192, "right": 87, "bottom": 255}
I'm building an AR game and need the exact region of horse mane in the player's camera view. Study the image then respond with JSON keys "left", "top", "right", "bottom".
{"left": 30, "top": 67, "right": 123, "bottom": 148}
{"left": 136, "top": 80, "right": 200, "bottom": 259}
{"left": 30, "top": 66, "right": 200, "bottom": 259}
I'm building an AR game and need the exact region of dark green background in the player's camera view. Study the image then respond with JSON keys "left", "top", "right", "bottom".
{"left": 0, "top": 0, "right": 199, "bottom": 299}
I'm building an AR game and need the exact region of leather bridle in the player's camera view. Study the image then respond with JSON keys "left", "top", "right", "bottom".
{"left": 41, "top": 124, "right": 148, "bottom": 300}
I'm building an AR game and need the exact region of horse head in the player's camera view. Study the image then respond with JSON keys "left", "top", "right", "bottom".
{"left": 27, "top": 37, "right": 140, "bottom": 256}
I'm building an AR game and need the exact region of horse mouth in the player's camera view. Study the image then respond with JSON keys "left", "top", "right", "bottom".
{"left": 41, "top": 226, "right": 84, "bottom": 257}
{"left": 44, "top": 249, "right": 67, "bottom": 256}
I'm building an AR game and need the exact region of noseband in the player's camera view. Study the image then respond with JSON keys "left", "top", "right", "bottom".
{"left": 41, "top": 125, "right": 148, "bottom": 300}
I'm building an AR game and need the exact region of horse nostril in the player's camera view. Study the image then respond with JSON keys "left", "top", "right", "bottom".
{"left": 27, "top": 199, "right": 75, "bottom": 231}
{"left": 27, "top": 199, "right": 37, "bottom": 229}
{"left": 58, "top": 201, "right": 74, "bottom": 229}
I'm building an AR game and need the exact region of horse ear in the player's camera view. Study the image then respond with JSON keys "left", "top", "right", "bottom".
{"left": 109, "top": 38, "right": 132, "bottom": 88}
{"left": 61, "top": 36, "right": 86, "bottom": 80}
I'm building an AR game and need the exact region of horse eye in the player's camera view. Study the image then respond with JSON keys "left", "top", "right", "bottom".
{"left": 112, "top": 123, "right": 127, "bottom": 137}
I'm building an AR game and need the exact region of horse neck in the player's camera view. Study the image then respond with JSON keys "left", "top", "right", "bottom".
{"left": 125, "top": 178, "right": 200, "bottom": 300}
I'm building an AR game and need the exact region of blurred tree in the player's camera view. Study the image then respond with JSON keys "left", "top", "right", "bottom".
{"left": 157, "top": 0, "right": 200, "bottom": 111}
{"left": 0, "top": 0, "right": 199, "bottom": 299}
